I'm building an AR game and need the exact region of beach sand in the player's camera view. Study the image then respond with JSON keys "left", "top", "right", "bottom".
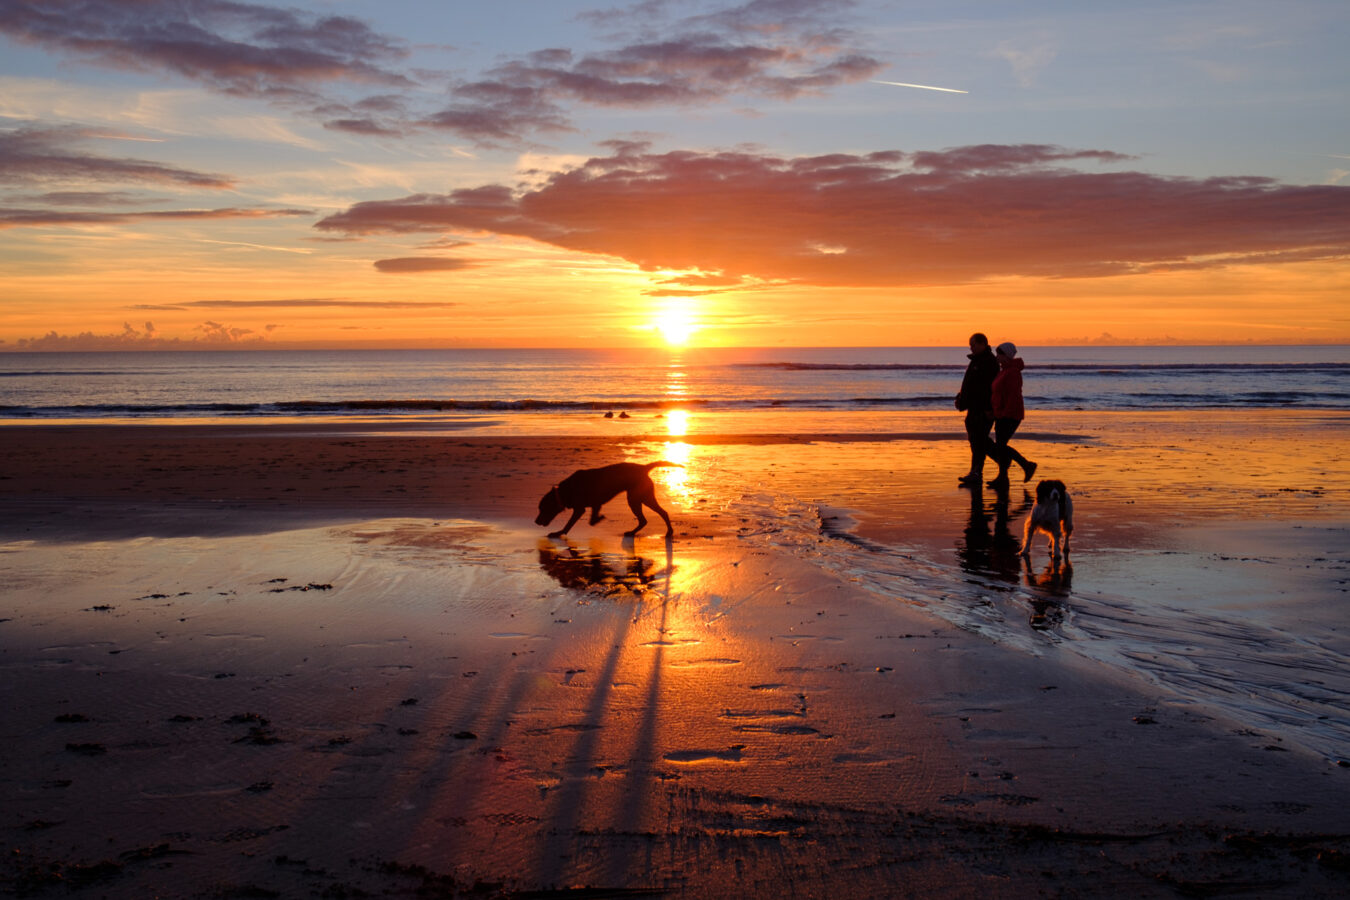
{"left": 2, "top": 411, "right": 1349, "bottom": 898}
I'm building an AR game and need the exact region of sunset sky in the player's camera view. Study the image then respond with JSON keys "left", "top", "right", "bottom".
{"left": 2, "top": 0, "right": 1348, "bottom": 350}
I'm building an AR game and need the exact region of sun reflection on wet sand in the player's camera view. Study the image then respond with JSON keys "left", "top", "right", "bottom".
{"left": 648, "top": 360, "right": 699, "bottom": 500}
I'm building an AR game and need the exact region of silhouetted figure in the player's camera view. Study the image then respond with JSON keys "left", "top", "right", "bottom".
{"left": 955, "top": 332, "right": 999, "bottom": 487}
{"left": 986, "top": 341, "right": 1037, "bottom": 487}
{"left": 535, "top": 461, "right": 678, "bottom": 537}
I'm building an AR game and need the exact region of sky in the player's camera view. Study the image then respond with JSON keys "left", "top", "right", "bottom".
{"left": 1, "top": 0, "right": 1348, "bottom": 350}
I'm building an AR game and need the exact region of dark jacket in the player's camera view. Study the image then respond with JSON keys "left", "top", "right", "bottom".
{"left": 956, "top": 348, "right": 998, "bottom": 414}
{"left": 991, "top": 357, "right": 1026, "bottom": 421}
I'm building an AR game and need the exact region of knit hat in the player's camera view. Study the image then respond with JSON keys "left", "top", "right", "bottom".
{"left": 996, "top": 341, "right": 1017, "bottom": 358}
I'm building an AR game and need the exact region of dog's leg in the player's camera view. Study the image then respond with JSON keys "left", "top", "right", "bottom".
{"left": 1049, "top": 525, "right": 1062, "bottom": 562}
{"left": 623, "top": 493, "right": 649, "bottom": 536}
{"left": 1062, "top": 495, "right": 1074, "bottom": 555}
{"left": 628, "top": 483, "right": 674, "bottom": 537}
{"left": 550, "top": 508, "right": 585, "bottom": 538}
{"left": 646, "top": 496, "right": 674, "bottom": 537}
{"left": 1020, "top": 515, "right": 1034, "bottom": 558}
{"left": 588, "top": 506, "right": 606, "bottom": 526}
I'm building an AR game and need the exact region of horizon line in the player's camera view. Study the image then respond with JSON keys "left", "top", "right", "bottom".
{"left": 3, "top": 340, "right": 1350, "bottom": 353}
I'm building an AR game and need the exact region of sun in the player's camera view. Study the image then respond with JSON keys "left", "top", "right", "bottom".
{"left": 655, "top": 299, "right": 698, "bottom": 346}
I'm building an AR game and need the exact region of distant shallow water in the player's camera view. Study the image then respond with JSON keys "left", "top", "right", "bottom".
{"left": 2, "top": 345, "right": 1348, "bottom": 422}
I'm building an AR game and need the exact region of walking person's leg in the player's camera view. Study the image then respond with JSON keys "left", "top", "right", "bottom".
{"left": 991, "top": 418, "right": 1036, "bottom": 484}
{"left": 962, "top": 411, "right": 992, "bottom": 484}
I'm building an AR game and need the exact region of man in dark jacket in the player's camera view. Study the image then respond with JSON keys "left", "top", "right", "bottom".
{"left": 954, "top": 332, "right": 999, "bottom": 486}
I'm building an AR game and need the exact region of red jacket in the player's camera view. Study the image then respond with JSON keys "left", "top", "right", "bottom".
{"left": 990, "top": 357, "right": 1025, "bottom": 421}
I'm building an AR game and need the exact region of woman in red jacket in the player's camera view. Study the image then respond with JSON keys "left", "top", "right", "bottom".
{"left": 987, "top": 342, "right": 1037, "bottom": 487}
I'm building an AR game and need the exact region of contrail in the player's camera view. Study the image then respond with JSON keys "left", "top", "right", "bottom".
{"left": 873, "top": 80, "right": 968, "bottom": 94}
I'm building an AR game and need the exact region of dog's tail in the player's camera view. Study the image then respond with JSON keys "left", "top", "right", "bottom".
{"left": 645, "top": 460, "right": 684, "bottom": 470}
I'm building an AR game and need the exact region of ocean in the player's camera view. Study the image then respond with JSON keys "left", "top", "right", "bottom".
{"left": 1, "top": 345, "right": 1348, "bottom": 422}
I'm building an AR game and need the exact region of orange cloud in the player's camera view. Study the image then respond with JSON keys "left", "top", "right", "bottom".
{"left": 316, "top": 144, "right": 1350, "bottom": 287}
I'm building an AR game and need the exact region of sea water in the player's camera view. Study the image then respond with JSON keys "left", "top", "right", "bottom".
{"left": 1, "top": 345, "right": 1348, "bottom": 420}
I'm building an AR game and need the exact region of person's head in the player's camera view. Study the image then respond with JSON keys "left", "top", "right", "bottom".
{"left": 968, "top": 332, "right": 989, "bottom": 353}
{"left": 996, "top": 341, "right": 1017, "bottom": 361}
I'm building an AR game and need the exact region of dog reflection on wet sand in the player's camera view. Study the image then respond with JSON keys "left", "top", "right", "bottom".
{"left": 537, "top": 537, "right": 673, "bottom": 601}
{"left": 1024, "top": 556, "right": 1072, "bottom": 629}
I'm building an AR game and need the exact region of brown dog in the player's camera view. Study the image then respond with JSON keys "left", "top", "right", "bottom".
{"left": 536, "top": 461, "right": 679, "bottom": 537}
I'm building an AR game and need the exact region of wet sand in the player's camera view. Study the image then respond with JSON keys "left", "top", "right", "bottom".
{"left": 2, "top": 412, "right": 1349, "bottom": 898}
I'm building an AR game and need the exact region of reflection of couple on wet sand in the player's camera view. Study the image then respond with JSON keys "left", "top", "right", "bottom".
{"left": 959, "top": 480, "right": 1072, "bottom": 627}
{"left": 955, "top": 332, "right": 1037, "bottom": 489}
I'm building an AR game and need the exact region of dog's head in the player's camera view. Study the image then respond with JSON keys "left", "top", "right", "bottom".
{"left": 1035, "top": 479, "right": 1068, "bottom": 505}
{"left": 535, "top": 485, "right": 563, "bottom": 527}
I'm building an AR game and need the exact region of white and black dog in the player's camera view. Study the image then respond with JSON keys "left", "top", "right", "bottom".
{"left": 1021, "top": 479, "right": 1074, "bottom": 562}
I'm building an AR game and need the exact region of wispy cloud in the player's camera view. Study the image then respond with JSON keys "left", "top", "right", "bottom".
{"left": 991, "top": 38, "right": 1057, "bottom": 88}
{"left": 0, "top": 206, "right": 312, "bottom": 229}
{"left": 3, "top": 189, "right": 150, "bottom": 206}
{"left": 129, "top": 299, "right": 457, "bottom": 309}
{"left": 373, "top": 257, "right": 477, "bottom": 273}
{"left": 0, "top": 0, "right": 411, "bottom": 103}
{"left": 316, "top": 143, "right": 1350, "bottom": 287}
{"left": 1, "top": 0, "right": 882, "bottom": 149}
{"left": 420, "top": 0, "right": 882, "bottom": 146}
{"left": 0, "top": 124, "right": 233, "bottom": 187}
{"left": 11, "top": 319, "right": 268, "bottom": 350}
{"left": 197, "top": 238, "right": 312, "bottom": 254}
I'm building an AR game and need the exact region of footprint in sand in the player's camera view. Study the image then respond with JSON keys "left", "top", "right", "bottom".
{"left": 524, "top": 723, "right": 602, "bottom": 736}
{"left": 719, "top": 708, "right": 805, "bottom": 720}
{"left": 664, "top": 745, "right": 746, "bottom": 764}
{"left": 667, "top": 657, "right": 741, "bottom": 668}
{"left": 731, "top": 724, "right": 821, "bottom": 736}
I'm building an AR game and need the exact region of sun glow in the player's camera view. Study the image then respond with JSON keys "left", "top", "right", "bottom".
{"left": 655, "top": 298, "right": 698, "bottom": 346}
{"left": 655, "top": 438, "right": 692, "bottom": 497}
{"left": 665, "top": 408, "right": 689, "bottom": 436}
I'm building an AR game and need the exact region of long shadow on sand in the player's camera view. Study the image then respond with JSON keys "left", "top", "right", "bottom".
{"left": 532, "top": 535, "right": 675, "bottom": 888}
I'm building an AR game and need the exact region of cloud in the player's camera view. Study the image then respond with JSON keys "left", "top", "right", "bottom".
{"left": 0, "top": 124, "right": 233, "bottom": 187}
{"left": 128, "top": 299, "right": 457, "bottom": 309}
{"left": 423, "top": 1, "right": 882, "bottom": 145}
{"left": 3, "top": 190, "right": 149, "bottom": 206}
{"left": 11, "top": 320, "right": 267, "bottom": 350}
{"left": 992, "top": 38, "right": 1058, "bottom": 88}
{"left": 322, "top": 117, "right": 405, "bottom": 137}
{"left": 0, "top": 206, "right": 313, "bottom": 229}
{"left": 372, "top": 257, "right": 477, "bottom": 274}
{"left": 0, "top": 0, "right": 411, "bottom": 103}
{"left": 585, "top": 0, "right": 860, "bottom": 39}
{"left": 316, "top": 143, "right": 1350, "bottom": 287}
{"left": 1, "top": 1, "right": 880, "bottom": 147}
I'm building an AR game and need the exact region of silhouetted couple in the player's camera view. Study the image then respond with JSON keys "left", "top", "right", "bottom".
{"left": 954, "top": 332, "right": 1037, "bottom": 489}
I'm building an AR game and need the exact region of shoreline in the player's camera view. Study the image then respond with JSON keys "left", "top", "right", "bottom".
{"left": 3, "top": 412, "right": 1350, "bottom": 896}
